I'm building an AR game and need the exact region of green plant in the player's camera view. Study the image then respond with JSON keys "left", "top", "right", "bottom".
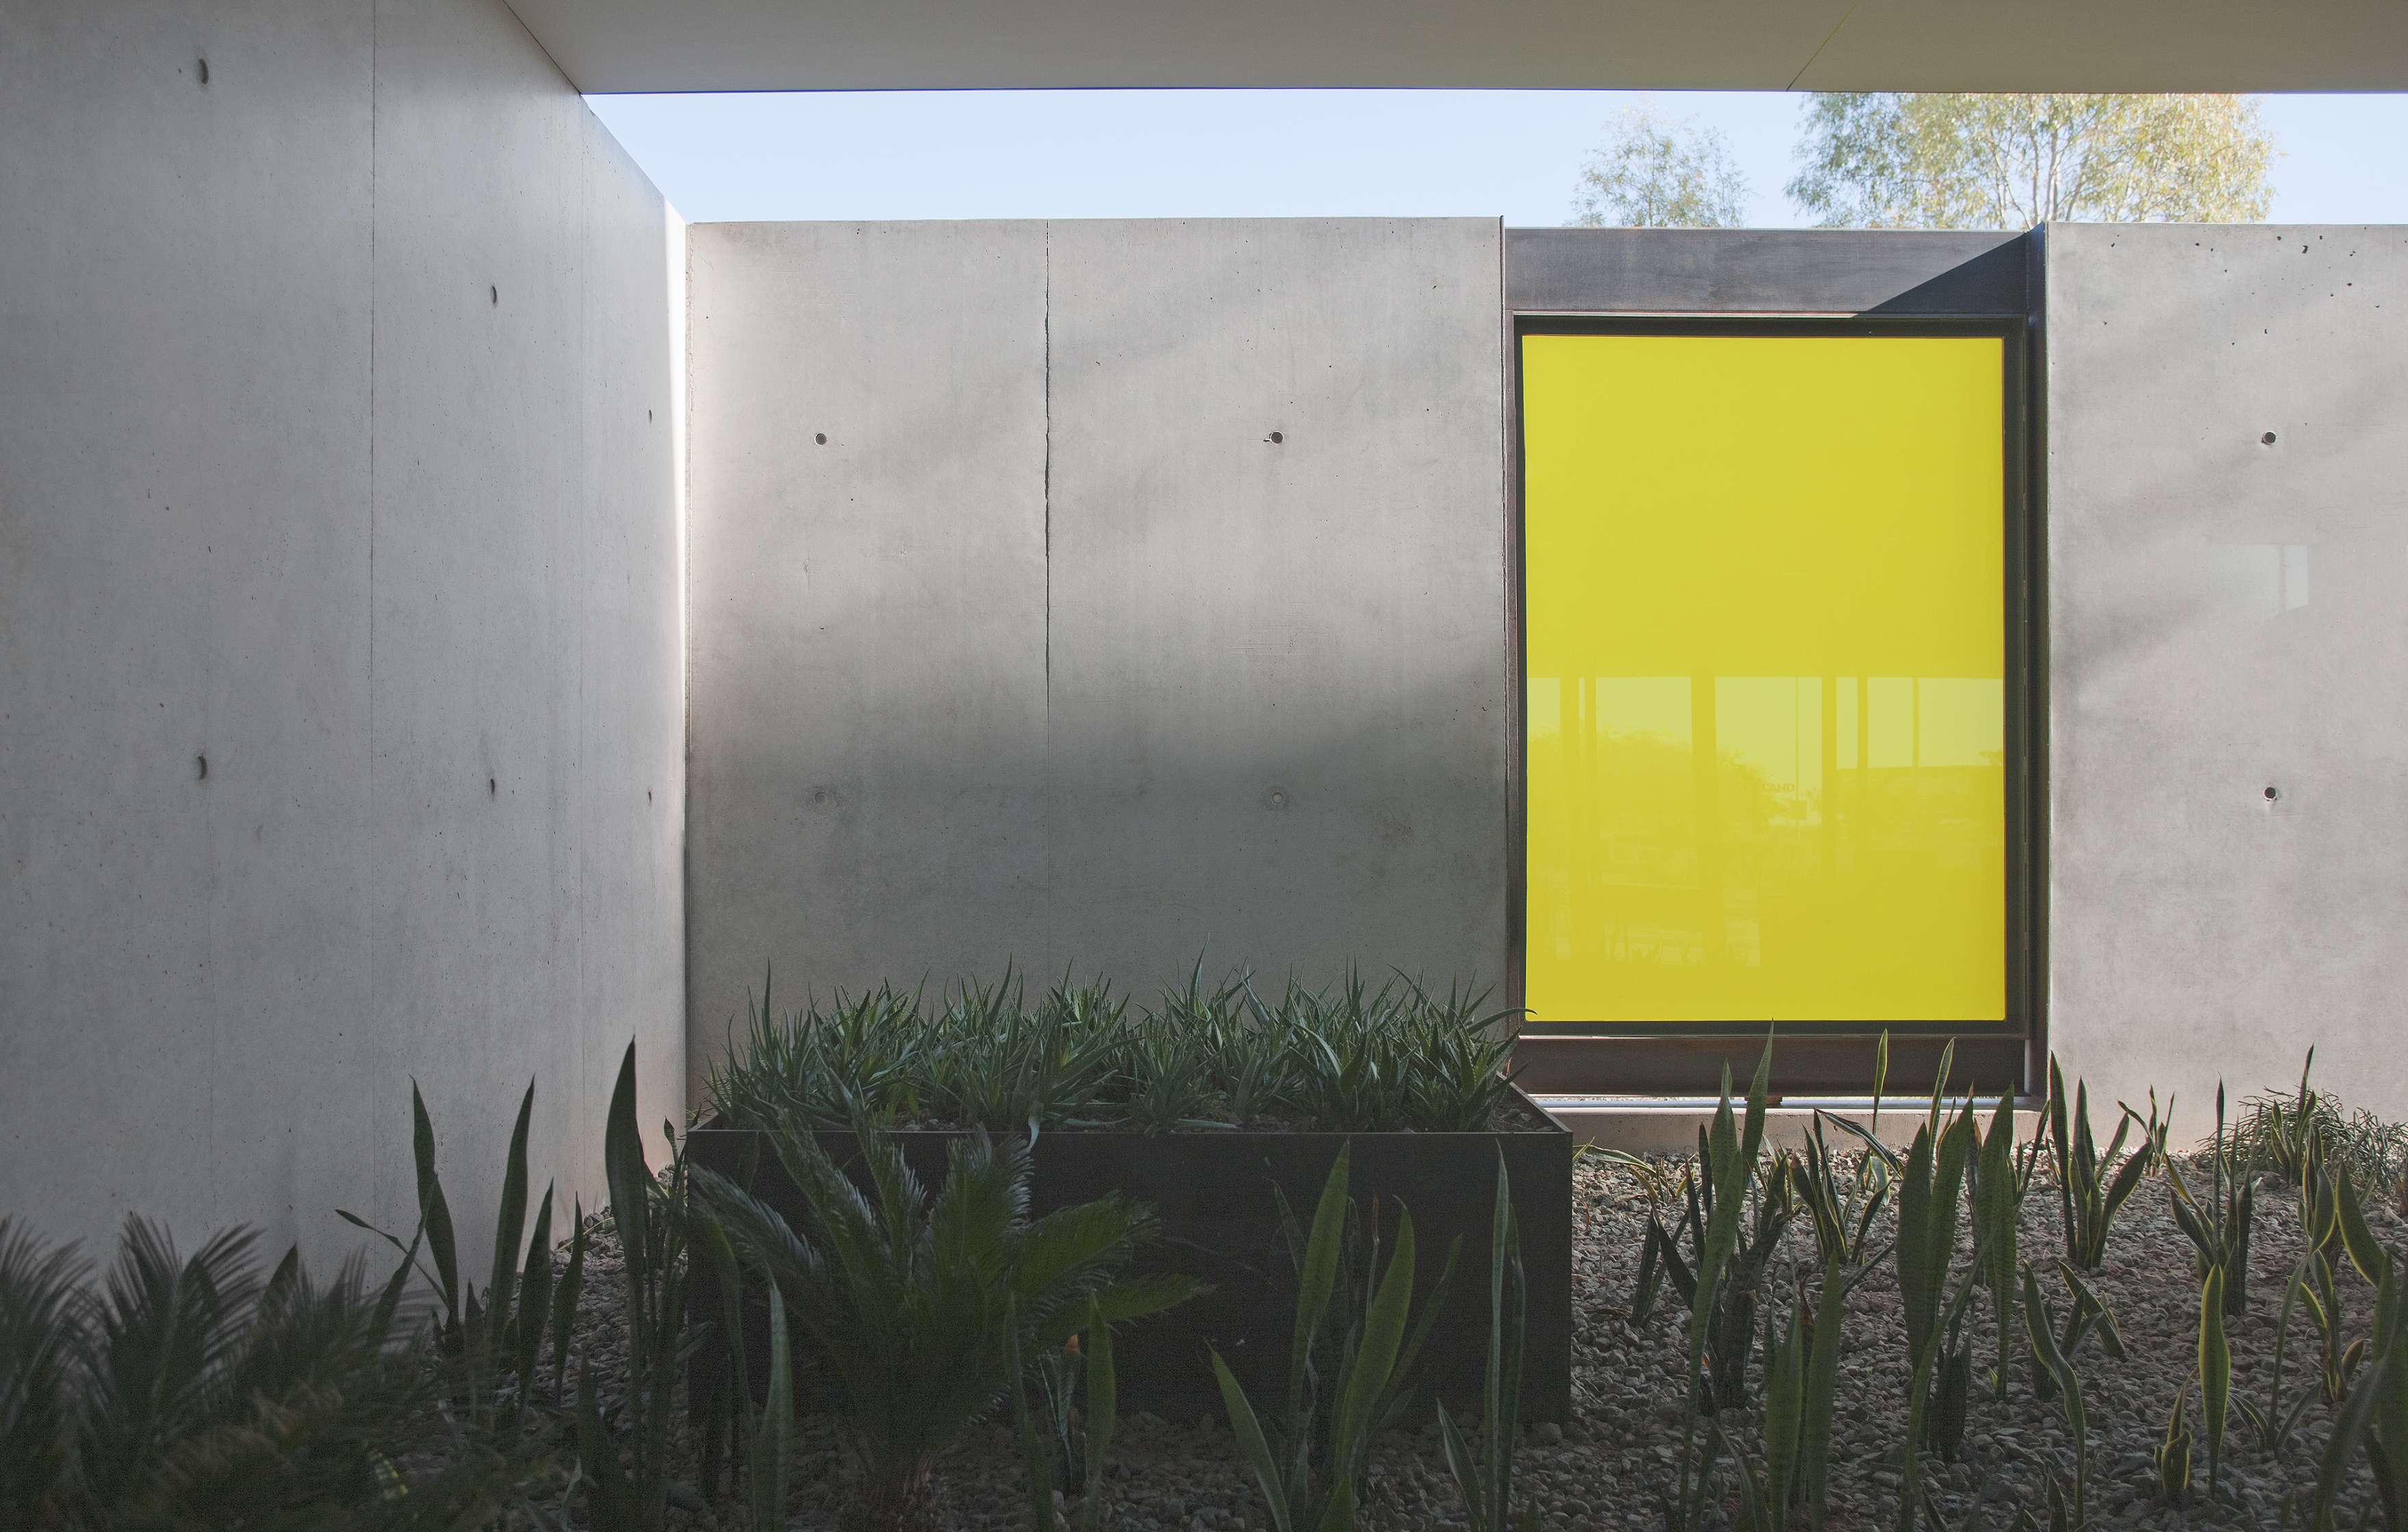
{"left": 2241, "top": 1048, "right": 2408, "bottom": 1198}
{"left": 2024, "top": 1263, "right": 2124, "bottom": 1405}
{"left": 695, "top": 1210, "right": 797, "bottom": 1527}
{"left": 697, "top": 1115, "right": 1196, "bottom": 1532}
{"left": 0, "top": 1220, "right": 85, "bottom": 1523}
{"left": 2236, "top": 1251, "right": 2316, "bottom": 1455}
{"left": 1794, "top": 1112, "right": 1893, "bottom": 1271}
{"left": 2041, "top": 1057, "right": 2156, "bottom": 1273}
{"left": 1213, "top": 1142, "right": 1450, "bottom": 1532}
{"left": 1968, "top": 1092, "right": 2025, "bottom": 1401}
{"left": 1273, "top": 973, "right": 1519, "bottom": 1135}
{"left": 1657, "top": 1040, "right": 1772, "bottom": 1532}
{"left": 1011, "top": 1296, "right": 1120, "bottom": 1532}
{"left": 339, "top": 1079, "right": 578, "bottom": 1436}
{"left": 1719, "top": 1258, "right": 1860, "bottom": 1532}
{"left": 2, "top": 1213, "right": 534, "bottom": 1531}
{"left": 2311, "top": 1255, "right": 2404, "bottom": 1531}
{"left": 2166, "top": 1084, "right": 2255, "bottom": 1317}
{"left": 1896, "top": 1100, "right": 1984, "bottom": 1531}
{"left": 575, "top": 1041, "right": 697, "bottom": 1532}
{"left": 2021, "top": 1265, "right": 2093, "bottom": 1530}
{"left": 1437, "top": 1148, "right": 1532, "bottom": 1532}
{"left": 2154, "top": 1378, "right": 2193, "bottom": 1507}
{"left": 703, "top": 962, "right": 1522, "bottom": 1138}
{"left": 2200, "top": 1265, "right": 2232, "bottom": 1500}
{"left": 1634, "top": 1146, "right": 1798, "bottom": 1413}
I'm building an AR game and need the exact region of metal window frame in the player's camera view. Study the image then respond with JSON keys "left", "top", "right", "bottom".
{"left": 1500, "top": 228, "right": 2045, "bottom": 1098}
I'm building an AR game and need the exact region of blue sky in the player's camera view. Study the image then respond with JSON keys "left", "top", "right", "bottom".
{"left": 588, "top": 90, "right": 2408, "bottom": 227}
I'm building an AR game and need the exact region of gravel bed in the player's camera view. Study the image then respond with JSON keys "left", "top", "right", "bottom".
{"left": 565, "top": 1152, "right": 2408, "bottom": 1530}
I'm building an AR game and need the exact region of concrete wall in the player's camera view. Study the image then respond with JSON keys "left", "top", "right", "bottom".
{"left": 2046, "top": 224, "right": 2408, "bottom": 1135}
{"left": 0, "top": 0, "right": 684, "bottom": 1267}
{"left": 685, "top": 220, "right": 1504, "bottom": 1081}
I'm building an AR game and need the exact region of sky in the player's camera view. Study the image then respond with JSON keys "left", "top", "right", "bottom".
{"left": 588, "top": 90, "right": 2408, "bottom": 228}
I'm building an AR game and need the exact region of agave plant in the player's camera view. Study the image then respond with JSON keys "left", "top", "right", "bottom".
{"left": 696, "top": 1115, "right": 1198, "bottom": 1532}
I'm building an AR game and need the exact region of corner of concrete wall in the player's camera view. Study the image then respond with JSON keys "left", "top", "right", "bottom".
{"left": 2043, "top": 221, "right": 2408, "bottom": 1139}
{"left": 0, "top": 0, "right": 684, "bottom": 1271}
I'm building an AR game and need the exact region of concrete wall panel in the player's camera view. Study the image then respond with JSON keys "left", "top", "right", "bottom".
{"left": 685, "top": 222, "right": 1051, "bottom": 1075}
{"left": 1043, "top": 219, "right": 1508, "bottom": 994}
{"left": 0, "top": 0, "right": 683, "bottom": 1265}
{"left": 683, "top": 218, "right": 1506, "bottom": 1071}
{"left": 2046, "top": 223, "right": 2408, "bottom": 1134}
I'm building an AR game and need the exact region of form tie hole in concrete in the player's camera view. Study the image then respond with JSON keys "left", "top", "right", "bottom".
{"left": 814, "top": 432, "right": 827, "bottom": 445}
{"left": 2265, "top": 785, "right": 2280, "bottom": 802}
{"left": 2262, "top": 431, "right": 2278, "bottom": 445}
{"left": 1268, "top": 430, "right": 1284, "bottom": 445}
{"left": 196, "top": 754, "right": 208, "bottom": 780}
{"left": 1264, "top": 787, "right": 1290, "bottom": 810}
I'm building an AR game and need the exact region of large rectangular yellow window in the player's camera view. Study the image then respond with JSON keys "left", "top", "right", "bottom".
{"left": 1521, "top": 330, "right": 2007, "bottom": 1025}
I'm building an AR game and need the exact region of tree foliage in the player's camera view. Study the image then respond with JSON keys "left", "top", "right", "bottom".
{"left": 1570, "top": 106, "right": 1750, "bottom": 228}
{"left": 1788, "top": 92, "right": 2274, "bottom": 229}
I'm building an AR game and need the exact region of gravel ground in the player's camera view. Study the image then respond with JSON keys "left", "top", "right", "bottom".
{"left": 566, "top": 1151, "right": 2408, "bottom": 1531}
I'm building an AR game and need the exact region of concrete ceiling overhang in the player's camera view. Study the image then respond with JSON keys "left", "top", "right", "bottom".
{"left": 512, "top": 0, "right": 2408, "bottom": 95}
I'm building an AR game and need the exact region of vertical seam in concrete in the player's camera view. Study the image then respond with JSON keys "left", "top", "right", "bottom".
{"left": 365, "top": 0, "right": 381, "bottom": 1219}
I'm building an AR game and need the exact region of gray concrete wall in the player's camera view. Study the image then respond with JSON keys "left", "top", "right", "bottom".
{"left": 685, "top": 220, "right": 1504, "bottom": 1081}
{"left": 2045, "top": 223, "right": 2408, "bottom": 1135}
{"left": 0, "top": 0, "right": 685, "bottom": 1267}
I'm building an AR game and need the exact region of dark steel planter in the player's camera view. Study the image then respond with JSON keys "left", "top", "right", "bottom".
{"left": 684, "top": 1085, "right": 1572, "bottom": 1423}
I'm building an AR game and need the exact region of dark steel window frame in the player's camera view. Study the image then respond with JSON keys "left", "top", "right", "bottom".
{"left": 1500, "top": 230, "right": 2045, "bottom": 1098}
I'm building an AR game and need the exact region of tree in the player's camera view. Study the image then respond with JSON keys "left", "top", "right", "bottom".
{"left": 1788, "top": 93, "right": 2274, "bottom": 229}
{"left": 1571, "top": 105, "right": 1751, "bottom": 228}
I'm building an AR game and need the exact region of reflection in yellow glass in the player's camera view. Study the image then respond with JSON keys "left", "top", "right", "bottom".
{"left": 1522, "top": 332, "right": 2006, "bottom": 1023}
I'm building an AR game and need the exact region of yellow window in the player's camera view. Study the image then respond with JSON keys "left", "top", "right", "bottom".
{"left": 1521, "top": 331, "right": 2006, "bottom": 1025}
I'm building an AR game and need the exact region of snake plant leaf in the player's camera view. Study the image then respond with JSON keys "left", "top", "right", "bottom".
{"left": 488, "top": 1080, "right": 534, "bottom": 1356}
{"left": 1212, "top": 1349, "right": 1292, "bottom": 1532}
{"left": 2201, "top": 1266, "right": 2231, "bottom": 1498}
{"left": 410, "top": 1081, "right": 461, "bottom": 1329}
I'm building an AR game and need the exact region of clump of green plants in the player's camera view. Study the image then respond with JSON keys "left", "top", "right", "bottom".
{"left": 2040, "top": 1056, "right": 2158, "bottom": 1273}
{"left": 2238, "top": 1048, "right": 2408, "bottom": 1198}
{"left": 695, "top": 1115, "right": 1199, "bottom": 1532}
{"left": 704, "top": 962, "right": 1522, "bottom": 1137}
{"left": 1213, "top": 1142, "right": 1457, "bottom": 1532}
{"left": 1437, "top": 1149, "right": 1533, "bottom": 1532}
{"left": 0, "top": 1216, "right": 540, "bottom": 1530}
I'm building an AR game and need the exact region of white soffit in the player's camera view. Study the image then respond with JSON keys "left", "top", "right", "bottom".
{"left": 511, "top": 0, "right": 2408, "bottom": 95}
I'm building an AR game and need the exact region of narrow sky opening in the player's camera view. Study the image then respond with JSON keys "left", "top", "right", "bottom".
{"left": 588, "top": 90, "right": 2408, "bottom": 227}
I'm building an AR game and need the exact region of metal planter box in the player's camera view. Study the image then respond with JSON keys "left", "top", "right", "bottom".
{"left": 685, "top": 1086, "right": 1572, "bottom": 1423}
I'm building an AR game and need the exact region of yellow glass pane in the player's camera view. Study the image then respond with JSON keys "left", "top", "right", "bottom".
{"left": 1521, "top": 332, "right": 2006, "bottom": 1023}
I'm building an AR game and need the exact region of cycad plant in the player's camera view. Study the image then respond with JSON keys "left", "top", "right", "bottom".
{"left": 696, "top": 1115, "right": 1197, "bottom": 1532}
{"left": 1, "top": 1221, "right": 88, "bottom": 1523}
{"left": 0, "top": 1214, "right": 531, "bottom": 1530}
